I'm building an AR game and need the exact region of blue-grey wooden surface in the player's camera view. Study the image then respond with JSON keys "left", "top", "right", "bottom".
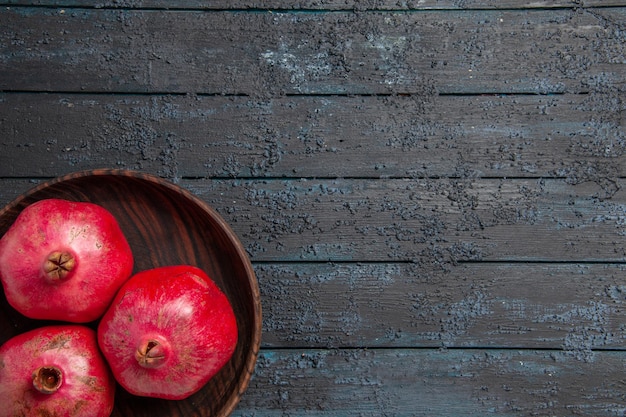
{"left": 2, "top": 1, "right": 626, "bottom": 415}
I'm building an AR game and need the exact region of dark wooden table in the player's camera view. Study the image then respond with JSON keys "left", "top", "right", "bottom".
{"left": 2, "top": 1, "right": 626, "bottom": 415}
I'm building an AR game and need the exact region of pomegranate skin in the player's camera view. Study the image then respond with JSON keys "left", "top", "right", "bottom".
{"left": 0, "top": 198, "right": 134, "bottom": 323}
{"left": 97, "top": 265, "right": 238, "bottom": 400}
{"left": 0, "top": 325, "right": 115, "bottom": 417}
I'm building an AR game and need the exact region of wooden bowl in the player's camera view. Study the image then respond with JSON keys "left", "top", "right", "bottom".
{"left": 0, "top": 169, "right": 261, "bottom": 417}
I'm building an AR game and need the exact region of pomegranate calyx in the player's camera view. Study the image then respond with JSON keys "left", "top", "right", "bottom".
{"left": 43, "top": 251, "right": 76, "bottom": 281}
{"left": 135, "top": 339, "right": 167, "bottom": 368}
{"left": 33, "top": 366, "right": 63, "bottom": 394}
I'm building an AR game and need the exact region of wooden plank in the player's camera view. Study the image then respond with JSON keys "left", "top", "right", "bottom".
{"left": 4, "top": 1, "right": 626, "bottom": 10}
{"left": 256, "top": 262, "right": 626, "bottom": 351}
{"left": 2, "top": 178, "right": 626, "bottom": 263}
{"left": 2, "top": 93, "right": 626, "bottom": 179}
{"left": 189, "top": 178, "right": 626, "bottom": 263}
{"left": 232, "top": 348, "right": 626, "bottom": 416}
{"left": 1, "top": 8, "right": 625, "bottom": 94}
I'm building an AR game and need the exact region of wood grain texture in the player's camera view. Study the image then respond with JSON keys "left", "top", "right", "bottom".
{"left": 2, "top": 92, "right": 625, "bottom": 179}
{"left": 1, "top": 8, "right": 626, "bottom": 95}
{"left": 189, "top": 178, "right": 626, "bottom": 262}
{"left": 3, "top": 0, "right": 626, "bottom": 9}
{"left": 2, "top": 178, "right": 626, "bottom": 263}
{"left": 232, "top": 348, "right": 626, "bottom": 416}
{"left": 255, "top": 262, "right": 626, "bottom": 352}
{"left": 3, "top": 1, "right": 626, "bottom": 415}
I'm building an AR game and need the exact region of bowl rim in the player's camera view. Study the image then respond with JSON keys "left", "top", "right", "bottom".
{"left": 0, "top": 168, "right": 262, "bottom": 416}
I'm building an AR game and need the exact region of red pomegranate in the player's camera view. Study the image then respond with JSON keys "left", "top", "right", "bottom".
{"left": 0, "top": 325, "right": 115, "bottom": 417}
{"left": 0, "top": 198, "right": 134, "bottom": 323}
{"left": 97, "top": 265, "right": 238, "bottom": 400}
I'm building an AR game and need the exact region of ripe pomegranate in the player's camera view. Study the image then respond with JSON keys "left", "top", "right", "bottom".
{"left": 0, "top": 198, "right": 134, "bottom": 323}
{"left": 97, "top": 265, "right": 238, "bottom": 400}
{"left": 0, "top": 325, "right": 115, "bottom": 417}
